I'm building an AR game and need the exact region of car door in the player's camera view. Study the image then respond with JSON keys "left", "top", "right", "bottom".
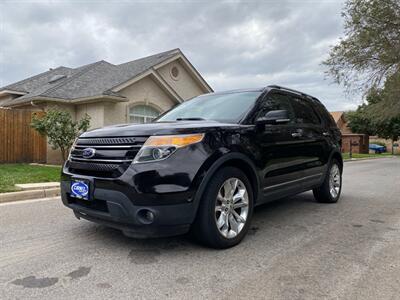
{"left": 252, "top": 91, "right": 312, "bottom": 199}
{"left": 289, "top": 96, "right": 328, "bottom": 188}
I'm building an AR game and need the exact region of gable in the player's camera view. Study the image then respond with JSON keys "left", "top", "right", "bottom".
{"left": 156, "top": 60, "right": 206, "bottom": 100}
{"left": 118, "top": 76, "right": 176, "bottom": 112}
{"left": 330, "top": 111, "right": 344, "bottom": 124}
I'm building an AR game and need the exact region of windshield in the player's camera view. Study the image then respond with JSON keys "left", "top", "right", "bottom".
{"left": 156, "top": 91, "right": 262, "bottom": 123}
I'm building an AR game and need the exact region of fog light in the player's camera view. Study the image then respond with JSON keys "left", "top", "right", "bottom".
{"left": 137, "top": 209, "right": 155, "bottom": 224}
{"left": 145, "top": 211, "right": 155, "bottom": 223}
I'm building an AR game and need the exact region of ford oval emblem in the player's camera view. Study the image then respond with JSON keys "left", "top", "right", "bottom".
{"left": 82, "top": 148, "right": 96, "bottom": 159}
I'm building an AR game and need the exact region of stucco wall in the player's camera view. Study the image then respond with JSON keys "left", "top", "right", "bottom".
{"left": 106, "top": 76, "right": 178, "bottom": 125}
{"left": 157, "top": 60, "right": 205, "bottom": 100}
{"left": 76, "top": 102, "right": 105, "bottom": 130}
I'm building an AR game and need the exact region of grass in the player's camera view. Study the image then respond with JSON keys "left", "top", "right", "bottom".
{"left": 0, "top": 164, "right": 61, "bottom": 193}
{"left": 342, "top": 152, "right": 396, "bottom": 160}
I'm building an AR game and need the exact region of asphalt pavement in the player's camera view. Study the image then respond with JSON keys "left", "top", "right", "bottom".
{"left": 1, "top": 158, "right": 400, "bottom": 299}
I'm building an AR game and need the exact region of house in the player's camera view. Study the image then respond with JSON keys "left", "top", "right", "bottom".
{"left": 330, "top": 111, "right": 352, "bottom": 134}
{"left": 0, "top": 49, "right": 213, "bottom": 163}
{"left": 330, "top": 111, "right": 369, "bottom": 154}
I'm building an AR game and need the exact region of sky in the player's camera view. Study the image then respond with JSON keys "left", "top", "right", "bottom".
{"left": 0, "top": 0, "right": 360, "bottom": 111}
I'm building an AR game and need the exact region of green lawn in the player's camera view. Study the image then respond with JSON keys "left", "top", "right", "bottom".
{"left": 0, "top": 164, "right": 61, "bottom": 193}
{"left": 342, "top": 152, "right": 395, "bottom": 160}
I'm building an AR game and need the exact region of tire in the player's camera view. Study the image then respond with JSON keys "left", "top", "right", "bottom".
{"left": 192, "top": 166, "right": 254, "bottom": 249}
{"left": 313, "top": 159, "right": 342, "bottom": 203}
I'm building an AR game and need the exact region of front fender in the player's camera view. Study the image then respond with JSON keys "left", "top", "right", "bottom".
{"left": 190, "top": 150, "right": 261, "bottom": 216}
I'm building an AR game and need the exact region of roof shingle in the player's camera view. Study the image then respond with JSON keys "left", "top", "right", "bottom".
{"left": 1, "top": 49, "right": 180, "bottom": 106}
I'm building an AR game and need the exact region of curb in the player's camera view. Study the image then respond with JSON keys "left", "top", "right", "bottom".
{"left": 344, "top": 156, "right": 397, "bottom": 162}
{"left": 15, "top": 182, "right": 60, "bottom": 191}
{"left": 0, "top": 188, "right": 60, "bottom": 204}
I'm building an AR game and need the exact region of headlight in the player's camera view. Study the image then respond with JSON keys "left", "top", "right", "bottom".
{"left": 68, "top": 138, "right": 78, "bottom": 161}
{"left": 133, "top": 133, "right": 205, "bottom": 163}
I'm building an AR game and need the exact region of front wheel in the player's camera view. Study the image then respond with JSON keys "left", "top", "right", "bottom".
{"left": 313, "top": 159, "right": 342, "bottom": 203}
{"left": 192, "top": 166, "right": 254, "bottom": 249}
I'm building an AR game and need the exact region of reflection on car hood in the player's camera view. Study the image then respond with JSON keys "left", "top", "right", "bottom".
{"left": 80, "top": 120, "right": 241, "bottom": 138}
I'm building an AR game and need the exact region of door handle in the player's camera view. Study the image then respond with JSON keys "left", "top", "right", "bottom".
{"left": 291, "top": 132, "right": 302, "bottom": 138}
{"left": 323, "top": 132, "right": 330, "bottom": 136}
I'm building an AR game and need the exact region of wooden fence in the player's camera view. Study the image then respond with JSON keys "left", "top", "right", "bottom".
{"left": 0, "top": 109, "right": 47, "bottom": 163}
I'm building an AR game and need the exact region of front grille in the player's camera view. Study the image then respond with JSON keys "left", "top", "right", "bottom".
{"left": 67, "top": 136, "right": 148, "bottom": 177}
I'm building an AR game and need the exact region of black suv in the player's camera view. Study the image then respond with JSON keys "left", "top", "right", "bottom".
{"left": 61, "top": 85, "right": 342, "bottom": 248}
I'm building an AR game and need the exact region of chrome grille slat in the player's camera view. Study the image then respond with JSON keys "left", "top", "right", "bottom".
{"left": 76, "top": 137, "right": 147, "bottom": 145}
{"left": 74, "top": 145, "right": 141, "bottom": 149}
{"left": 71, "top": 157, "right": 133, "bottom": 163}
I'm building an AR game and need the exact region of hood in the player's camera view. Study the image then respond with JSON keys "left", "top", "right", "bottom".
{"left": 80, "top": 120, "right": 240, "bottom": 138}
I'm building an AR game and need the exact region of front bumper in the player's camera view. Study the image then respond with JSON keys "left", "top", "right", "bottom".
{"left": 61, "top": 178, "right": 197, "bottom": 238}
{"left": 61, "top": 142, "right": 216, "bottom": 238}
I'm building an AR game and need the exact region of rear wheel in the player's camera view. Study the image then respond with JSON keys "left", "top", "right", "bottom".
{"left": 313, "top": 159, "right": 342, "bottom": 203}
{"left": 192, "top": 166, "right": 254, "bottom": 248}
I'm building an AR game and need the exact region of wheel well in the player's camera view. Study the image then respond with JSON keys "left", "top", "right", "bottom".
{"left": 331, "top": 152, "right": 343, "bottom": 172}
{"left": 216, "top": 159, "right": 259, "bottom": 202}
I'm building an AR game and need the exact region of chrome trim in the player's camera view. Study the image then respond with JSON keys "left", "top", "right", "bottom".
{"left": 263, "top": 173, "right": 323, "bottom": 191}
{"left": 74, "top": 145, "right": 140, "bottom": 149}
{"left": 70, "top": 157, "right": 133, "bottom": 163}
{"left": 275, "top": 118, "right": 291, "bottom": 123}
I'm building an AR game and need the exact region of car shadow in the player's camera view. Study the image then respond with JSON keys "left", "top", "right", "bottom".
{"left": 80, "top": 191, "right": 322, "bottom": 253}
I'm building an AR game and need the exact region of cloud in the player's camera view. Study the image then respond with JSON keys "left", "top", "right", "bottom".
{"left": 0, "top": 0, "right": 359, "bottom": 111}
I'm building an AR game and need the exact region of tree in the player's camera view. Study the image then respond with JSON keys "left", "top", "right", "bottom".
{"left": 346, "top": 106, "right": 377, "bottom": 136}
{"left": 365, "top": 70, "right": 400, "bottom": 119}
{"left": 31, "top": 109, "right": 90, "bottom": 161}
{"left": 347, "top": 100, "right": 400, "bottom": 154}
{"left": 323, "top": 0, "right": 400, "bottom": 96}
{"left": 375, "top": 117, "right": 400, "bottom": 154}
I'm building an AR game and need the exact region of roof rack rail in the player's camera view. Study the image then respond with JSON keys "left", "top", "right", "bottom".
{"left": 267, "top": 85, "right": 320, "bottom": 102}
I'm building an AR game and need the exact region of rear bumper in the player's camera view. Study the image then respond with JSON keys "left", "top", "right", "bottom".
{"left": 60, "top": 180, "right": 197, "bottom": 238}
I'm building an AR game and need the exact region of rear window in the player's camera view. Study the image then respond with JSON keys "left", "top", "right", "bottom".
{"left": 290, "top": 97, "right": 321, "bottom": 125}
{"left": 314, "top": 102, "right": 337, "bottom": 128}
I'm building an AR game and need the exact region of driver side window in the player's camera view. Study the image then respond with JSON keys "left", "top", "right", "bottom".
{"left": 255, "top": 92, "right": 294, "bottom": 123}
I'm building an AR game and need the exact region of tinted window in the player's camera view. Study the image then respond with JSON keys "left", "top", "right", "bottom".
{"left": 156, "top": 91, "right": 262, "bottom": 124}
{"left": 255, "top": 92, "right": 294, "bottom": 122}
{"left": 314, "top": 102, "right": 337, "bottom": 128}
{"left": 290, "top": 97, "right": 321, "bottom": 125}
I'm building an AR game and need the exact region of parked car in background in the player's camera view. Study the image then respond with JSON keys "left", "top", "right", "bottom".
{"left": 369, "top": 143, "right": 387, "bottom": 154}
{"left": 61, "top": 85, "right": 343, "bottom": 248}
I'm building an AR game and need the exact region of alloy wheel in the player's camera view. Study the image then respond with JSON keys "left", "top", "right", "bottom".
{"left": 214, "top": 178, "right": 249, "bottom": 239}
{"left": 329, "top": 164, "right": 341, "bottom": 198}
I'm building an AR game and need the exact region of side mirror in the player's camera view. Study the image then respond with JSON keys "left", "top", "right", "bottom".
{"left": 256, "top": 110, "right": 290, "bottom": 125}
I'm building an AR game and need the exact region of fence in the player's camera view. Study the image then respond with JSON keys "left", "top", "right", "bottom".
{"left": 0, "top": 109, "right": 47, "bottom": 163}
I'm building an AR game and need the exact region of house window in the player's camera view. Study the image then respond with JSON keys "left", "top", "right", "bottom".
{"left": 129, "top": 105, "right": 160, "bottom": 124}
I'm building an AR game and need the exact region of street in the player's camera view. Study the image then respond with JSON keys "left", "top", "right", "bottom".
{"left": 1, "top": 158, "right": 399, "bottom": 299}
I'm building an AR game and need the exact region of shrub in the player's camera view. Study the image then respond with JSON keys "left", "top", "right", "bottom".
{"left": 31, "top": 109, "right": 90, "bottom": 161}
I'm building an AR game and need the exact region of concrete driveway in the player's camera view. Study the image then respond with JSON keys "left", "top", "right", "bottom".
{"left": 1, "top": 158, "right": 399, "bottom": 299}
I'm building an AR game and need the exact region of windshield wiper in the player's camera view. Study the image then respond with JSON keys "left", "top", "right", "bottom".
{"left": 176, "top": 117, "right": 206, "bottom": 121}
